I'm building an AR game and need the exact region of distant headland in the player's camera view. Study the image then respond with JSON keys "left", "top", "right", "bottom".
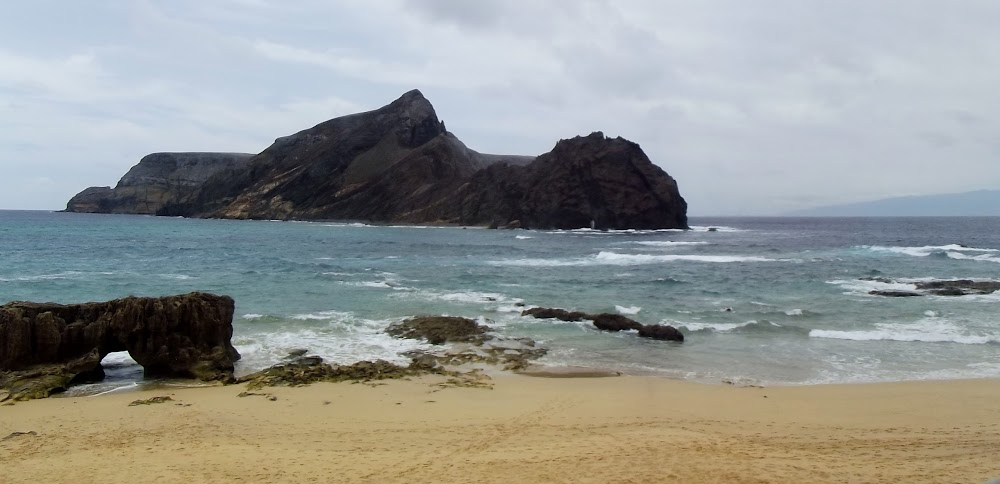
{"left": 65, "top": 90, "right": 688, "bottom": 230}
{"left": 788, "top": 190, "right": 1000, "bottom": 217}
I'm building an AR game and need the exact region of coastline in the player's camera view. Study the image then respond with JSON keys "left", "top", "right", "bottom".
{"left": 3, "top": 375, "right": 999, "bottom": 483}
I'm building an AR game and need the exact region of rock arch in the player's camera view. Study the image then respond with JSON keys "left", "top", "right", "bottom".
{"left": 0, "top": 292, "right": 240, "bottom": 401}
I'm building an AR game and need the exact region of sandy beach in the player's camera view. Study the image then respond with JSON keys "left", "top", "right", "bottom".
{"left": 2, "top": 375, "right": 999, "bottom": 483}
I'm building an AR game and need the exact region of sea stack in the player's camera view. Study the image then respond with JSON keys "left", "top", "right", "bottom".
{"left": 66, "top": 90, "right": 688, "bottom": 229}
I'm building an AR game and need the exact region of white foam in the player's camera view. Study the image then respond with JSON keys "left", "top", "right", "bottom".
{"left": 827, "top": 279, "right": 917, "bottom": 296}
{"left": 785, "top": 309, "right": 804, "bottom": 316}
{"left": 290, "top": 310, "right": 354, "bottom": 321}
{"left": 158, "top": 273, "right": 195, "bottom": 280}
{"left": 803, "top": 361, "right": 1000, "bottom": 385}
{"left": 337, "top": 281, "right": 394, "bottom": 289}
{"left": 242, "top": 313, "right": 264, "bottom": 320}
{"left": 678, "top": 320, "right": 771, "bottom": 332}
{"left": 395, "top": 289, "right": 523, "bottom": 307}
{"left": 495, "top": 305, "right": 526, "bottom": 314}
{"left": 689, "top": 225, "right": 745, "bottom": 232}
{"left": 490, "top": 251, "right": 777, "bottom": 267}
{"left": 943, "top": 252, "right": 1000, "bottom": 264}
{"left": 809, "top": 317, "right": 999, "bottom": 345}
{"left": 542, "top": 228, "right": 687, "bottom": 236}
{"left": 322, "top": 222, "right": 370, "bottom": 228}
{"left": 615, "top": 305, "right": 641, "bottom": 315}
{"left": 233, "top": 315, "right": 434, "bottom": 372}
{"left": 515, "top": 235, "right": 533, "bottom": 240}
{"left": 631, "top": 241, "right": 709, "bottom": 247}
{"left": 594, "top": 252, "right": 775, "bottom": 265}
{"left": 863, "top": 244, "right": 998, "bottom": 258}
{"left": 101, "top": 352, "right": 138, "bottom": 366}
{"left": 0, "top": 271, "right": 87, "bottom": 282}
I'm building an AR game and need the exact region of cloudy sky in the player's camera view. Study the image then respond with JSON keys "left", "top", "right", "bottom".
{"left": 2, "top": 1, "right": 998, "bottom": 215}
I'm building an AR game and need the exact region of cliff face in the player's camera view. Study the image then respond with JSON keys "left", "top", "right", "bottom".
{"left": 65, "top": 152, "right": 253, "bottom": 214}
{"left": 68, "top": 90, "right": 688, "bottom": 229}
{"left": 451, "top": 132, "right": 687, "bottom": 229}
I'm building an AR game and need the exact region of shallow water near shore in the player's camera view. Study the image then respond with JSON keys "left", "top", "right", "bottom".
{"left": 2, "top": 210, "right": 999, "bottom": 391}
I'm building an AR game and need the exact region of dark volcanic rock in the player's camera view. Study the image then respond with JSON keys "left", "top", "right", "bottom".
{"left": 520, "top": 307, "right": 588, "bottom": 322}
{"left": 637, "top": 324, "right": 685, "bottom": 342}
{"left": 455, "top": 132, "right": 687, "bottom": 230}
{"left": 869, "top": 290, "right": 923, "bottom": 297}
{"left": 865, "top": 278, "right": 1000, "bottom": 298}
{"left": 914, "top": 280, "right": 1000, "bottom": 295}
{"left": 590, "top": 313, "right": 644, "bottom": 332}
{"left": 0, "top": 293, "right": 240, "bottom": 401}
{"left": 71, "top": 91, "right": 688, "bottom": 230}
{"left": 66, "top": 152, "right": 253, "bottom": 214}
{"left": 385, "top": 316, "right": 489, "bottom": 345}
{"left": 859, "top": 276, "right": 895, "bottom": 284}
{"left": 523, "top": 307, "right": 683, "bottom": 343}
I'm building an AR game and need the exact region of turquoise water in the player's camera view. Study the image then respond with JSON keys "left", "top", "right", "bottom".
{"left": 2, "top": 210, "right": 999, "bottom": 388}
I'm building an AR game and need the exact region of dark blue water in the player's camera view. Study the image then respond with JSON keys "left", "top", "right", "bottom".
{"left": 2, "top": 210, "right": 998, "bottom": 389}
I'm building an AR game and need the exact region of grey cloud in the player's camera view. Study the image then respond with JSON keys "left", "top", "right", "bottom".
{"left": 2, "top": 1, "right": 1000, "bottom": 214}
{"left": 405, "top": 0, "right": 505, "bottom": 28}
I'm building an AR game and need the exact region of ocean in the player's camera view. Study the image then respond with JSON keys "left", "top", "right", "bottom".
{"left": 2, "top": 210, "right": 998, "bottom": 393}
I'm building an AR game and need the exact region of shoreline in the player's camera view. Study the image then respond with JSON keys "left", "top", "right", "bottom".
{"left": 4, "top": 374, "right": 999, "bottom": 483}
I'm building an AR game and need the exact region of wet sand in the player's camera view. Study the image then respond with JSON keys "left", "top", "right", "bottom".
{"left": 2, "top": 375, "right": 999, "bottom": 483}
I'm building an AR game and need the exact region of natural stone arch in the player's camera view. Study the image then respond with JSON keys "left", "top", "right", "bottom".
{"left": 0, "top": 292, "right": 240, "bottom": 401}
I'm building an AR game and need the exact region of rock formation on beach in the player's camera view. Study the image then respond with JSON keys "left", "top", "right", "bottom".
{"left": 385, "top": 316, "right": 490, "bottom": 345}
{"left": 67, "top": 90, "right": 688, "bottom": 230}
{"left": 66, "top": 152, "right": 253, "bottom": 214}
{"left": 864, "top": 278, "right": 1000, "bottom": 297}
{"left": 521, "top": 307, "right": 684, "bottom": 342}
{"left": 387, "top": 316, "right": 548, "bottom": 371}
{"left": 0, "top": 292, "right": 240, "bottom": 401}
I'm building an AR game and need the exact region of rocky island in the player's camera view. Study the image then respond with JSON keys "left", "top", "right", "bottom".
{"left": 66, "top": 90, "right": 688, "bottom": 230}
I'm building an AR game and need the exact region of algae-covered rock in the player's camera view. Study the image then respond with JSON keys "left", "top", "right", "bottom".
{"left": 237, "top": 359, "right": 429, "bottom": 390}
{"left": 385, "top": 316, "right": 489, "bottom": 345}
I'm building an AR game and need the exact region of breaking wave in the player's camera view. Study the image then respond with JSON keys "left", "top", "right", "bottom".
{"left": 677, "top": 320, "right": 810, "bottom": 336}
{"left": 809, "top": 317, "right": 1000, "bottom": 345}
{"left": 862, "top": 244, "right": 1000, "bottom": 263}
{"left": 489, "top": 251, "right": 778, "bottom": 267}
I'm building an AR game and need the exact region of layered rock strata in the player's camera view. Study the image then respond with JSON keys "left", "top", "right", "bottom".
{"left": 66, "top": 152, "right": 253, "bottom": 214}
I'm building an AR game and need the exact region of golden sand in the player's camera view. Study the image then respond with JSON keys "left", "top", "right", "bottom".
{"left": 2, "top": 375, "right": 999, "bottom": 483}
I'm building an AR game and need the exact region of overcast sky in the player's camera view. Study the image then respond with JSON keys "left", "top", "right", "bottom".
{"left": 2, "top": 1, "right": 998, "bottom": 215}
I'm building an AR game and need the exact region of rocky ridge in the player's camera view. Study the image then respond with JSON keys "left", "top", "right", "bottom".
{"left": 67, "top": 90, "right": 687, "bottom": 230}
{"left": 66, "top": 152, "right": 253, "bottom": 214}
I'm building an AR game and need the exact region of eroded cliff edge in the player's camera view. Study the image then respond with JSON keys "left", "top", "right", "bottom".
{"left": 67, "top": 90, "right": 687, "bottom": 229}
{"left": 66, "top": 152, "right": 253, "bottom": 214}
